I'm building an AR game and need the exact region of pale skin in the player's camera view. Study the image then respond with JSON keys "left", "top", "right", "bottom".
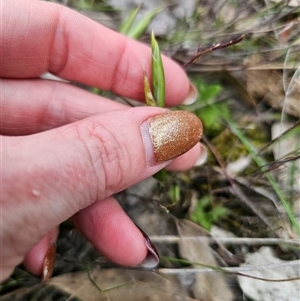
{"left": 0, "top": 0, "right": 204, "bottom": 282}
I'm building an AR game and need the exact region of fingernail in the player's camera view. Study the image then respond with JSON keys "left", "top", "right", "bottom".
{"left": 135, "top": 225, "right": 159, "bottom": 268}
{"left": 141, "top": 111, "right": 203, "bottom": 164}
{"left": 194, "top": 143, "right": 208, "bottom": 166}
{"left": 41, "top": 243, "right": 56, "bottom": 283}
{"left": 183, "top": 82, "right": 198, "bottom": 105}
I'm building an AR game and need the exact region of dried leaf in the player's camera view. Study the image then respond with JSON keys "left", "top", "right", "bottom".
{"left": 238, "top": 247, "right": 300, "bottom": 301}
{"left": 176, "top": 220, "right": 234, "bottom": 301}
{"left": 143, "top": 71, "right": 157, "bottom": 106}
{"left": 49, "top": 268, "right": 197, "bottom": 301}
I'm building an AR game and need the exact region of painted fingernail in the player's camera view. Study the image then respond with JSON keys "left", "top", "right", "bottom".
{"left": 142, "top": 111, "right": 203, "bottom": 164}
{"left": 41, "top": 243, "right": 56, "bottom": 283}
{"left": 135, "top": 225, "right": 159, "bottom": 268}
{"left": 194, "top": 143, "right": 208, "bottom": 166}
{"left": 183, "top": 82, "right": 198, "bottom": 105}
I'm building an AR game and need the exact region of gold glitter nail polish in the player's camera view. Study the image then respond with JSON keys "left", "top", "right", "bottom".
{"left": 148, "top": 110, "right": 203, "bottom": 162}
{"left": 41, "top": 243, "right": 56, "bottom": 282}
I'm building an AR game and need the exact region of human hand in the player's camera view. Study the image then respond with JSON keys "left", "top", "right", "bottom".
{"left": 1, "top": 0, "right": 205, "bottom": 282}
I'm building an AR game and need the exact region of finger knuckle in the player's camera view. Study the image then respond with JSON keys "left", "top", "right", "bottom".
{"left": 78, "top": 120, "right": 129, "bottom": 197}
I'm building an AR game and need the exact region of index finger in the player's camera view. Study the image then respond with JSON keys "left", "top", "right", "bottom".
{"left": 1, "top": 0, "right": 192, "bottom": 106}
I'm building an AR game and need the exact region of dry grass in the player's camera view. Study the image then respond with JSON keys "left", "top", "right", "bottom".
{"left": 1, "top": 1, "right": 299, "bottom": 300}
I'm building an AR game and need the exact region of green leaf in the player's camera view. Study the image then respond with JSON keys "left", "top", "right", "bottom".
{"left": 153, "top": 169, "right": 168, "bottom": 182}
{"left": 190, "top": 195, "right": 228, "bottom": 231}
{"left": 212, "top": 206, "right": 228, "bottom": 218}
{"left": 151, "top": 31, "right": 165, "bottom": 107}
{"left": 196, "top": 102, "right": 230, "bottom": 131}
{"left": 190, "top": 78, "right": 222, "bottom": 103}
{"left": 119, "top": 5, "right": 142, "bottom": 36}
{"left": 168, "top": 184, "right": 180, "bottom": 203}
{"left": 200, "top": 83, "right": 222, "bottom": 102}
{"left": 143, "top": 71, "right": 157, "bottom": 106}
{"left": 127, "top": 9, "right": 162, "bottom": 40}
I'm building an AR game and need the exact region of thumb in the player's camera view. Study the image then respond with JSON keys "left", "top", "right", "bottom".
{"left": 2, "top": 107, "right": 202, "bottom": 275}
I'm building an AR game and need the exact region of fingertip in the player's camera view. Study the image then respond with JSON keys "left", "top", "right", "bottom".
{"left": 73, "top": 197, "right": 148, "bottom": 266}
{"left": 163, "top": 56, "right": 191, "bottom": 106}
{"left": 194, "top": 143, "right": 208, "bottom": 166}
{"left": 182, "top": 82, "right": 198, "bottom": 105}
{"left": 3, "top": 0, "right": 191, "bottom": 106}
{"left": 166, "top": 142, "right": 206, "bottom": 171}
{"left": 23, "top": 228, "right": 59, "bottom": 276}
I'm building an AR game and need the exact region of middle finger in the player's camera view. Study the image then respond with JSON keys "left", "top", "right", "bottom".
{"left": 1, "top": 78, "right": 127, "bottom": 136}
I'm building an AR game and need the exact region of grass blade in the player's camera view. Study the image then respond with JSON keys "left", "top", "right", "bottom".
{"left": 119, "top": 5, "right": 142, "bottom": 36}
{"left": 227, "top": 119, "right": 300, "bottom": 235}
{"left": 151, "top": 31, "right": 165, "bottom": 107}
{"left": 127, "top": 8, "right": 162, "bottom": 40}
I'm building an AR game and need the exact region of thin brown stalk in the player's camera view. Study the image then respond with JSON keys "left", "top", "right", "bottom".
{"left": 182, "top": 34, "right": 246, "bottom": 68}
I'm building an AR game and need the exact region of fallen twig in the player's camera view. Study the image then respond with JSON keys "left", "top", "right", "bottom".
{"left": 182, "top": 34, "right": 246, "bottom": 68}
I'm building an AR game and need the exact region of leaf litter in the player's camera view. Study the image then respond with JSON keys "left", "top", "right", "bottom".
{"left": 3, "top": 1, "right": 300, "bottom": 301}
